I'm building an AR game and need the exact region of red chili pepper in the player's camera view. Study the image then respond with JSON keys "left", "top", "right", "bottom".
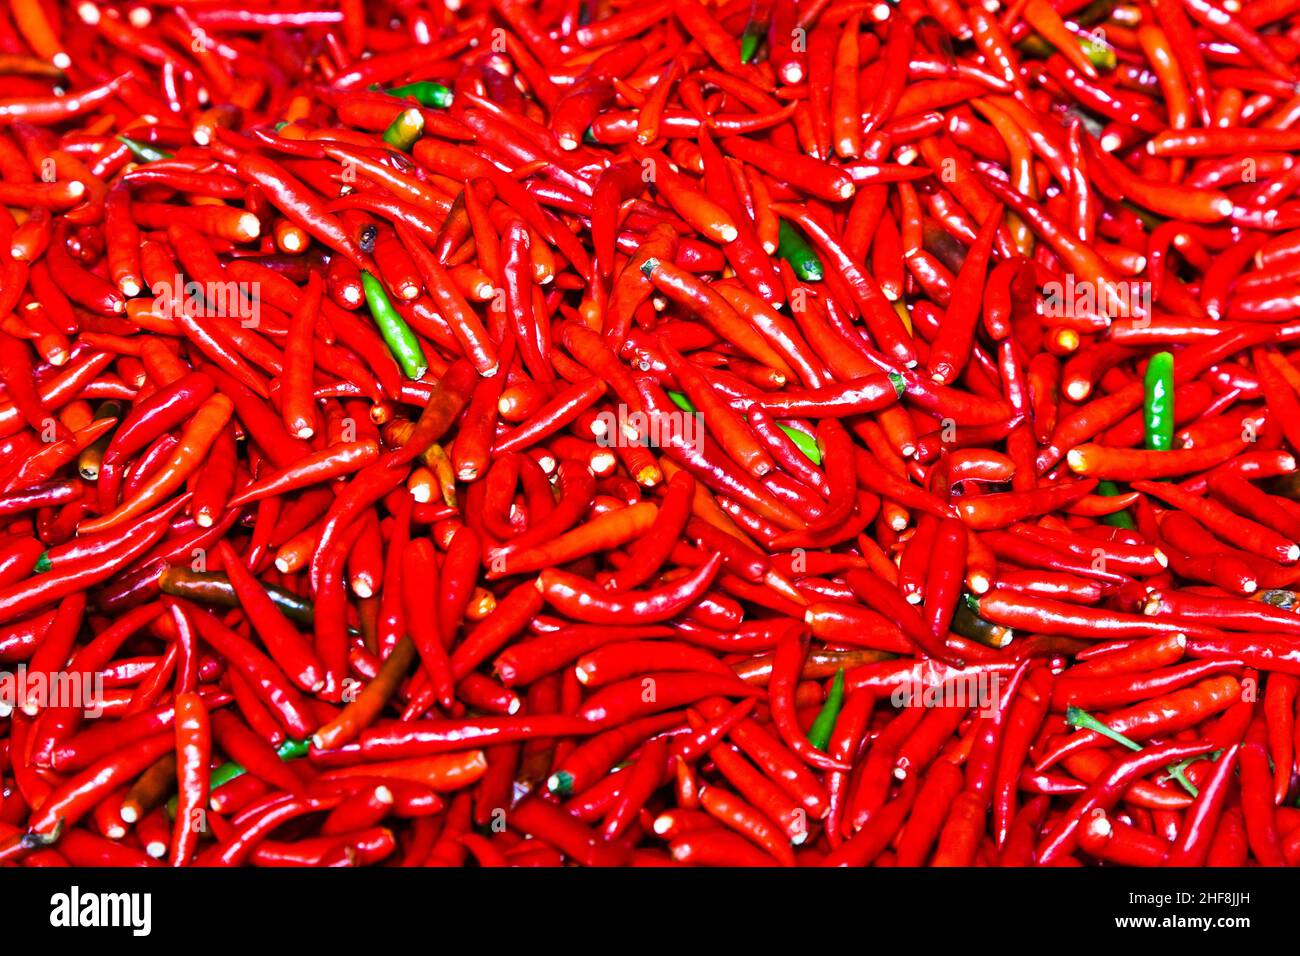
{"left": 992, "top": 666, "right": 1053, "bottom": 846}
{"left": 974, "top": 589, "right": 1218, "bottom": 640}
{"left": 28, "top": 733, "right": 174, "bottom": 837}
{"left": 236, "top": 153, "right": 364, "bottom": 266}
{"left": 400, "top": 537, "right": 453, "bottom": 711}
{"left": 8, "top": 0, "right": 1300, "bottom": 871}
{"left": 0, "top": 495, "right": 187, "bottom": 625}
{"left": 1052, "top": 659, "right": 1243, "bottom": 711}
{"left": 1165, "top": 743, "right": 1241, "bottom": 867}
{"left": 1036, "top": 675, "right": 1242, "bottom": 770}
{"left": 821, "top": 778, "right": 918, "bottom": 867}
{"left": 169, "top": 692, "right": 211, "bottom": 866}
{"left": 180, "top": 600, "right": 315, "bottom": 739}
{"left": 1134, "top": 479, "right": 1300, "bottom": 565}
{"left": 575, "top": 670, "right": 759, "bottom": 725}
{"left": 537, "top": 553, "right": 723, "bottom": 625}
{"left": 215, "top": 541, "right": 324, "bottom": 693}
{"left": 601, "top": 735, "right": 670, "bottom": 840}
{"left": 510, "top": 796, "right": 630, "bottom": 867}
{"left": 80, "top": 394, "right": 233, "bottom": 534}
{"left": 895, "top": 760, "right": 964, "bottom": 865}
{"left": 1037, "top": 739, "right": 1215, "bottom": 864}
{"left": 1078, "top": 811, "right": 1169, "bottom": 867}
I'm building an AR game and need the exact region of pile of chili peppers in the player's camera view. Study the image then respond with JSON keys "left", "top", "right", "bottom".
{"left": 2, "top": 0, "right": 1300, "bottom": 869}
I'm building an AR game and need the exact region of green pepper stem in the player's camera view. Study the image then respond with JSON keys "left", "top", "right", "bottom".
{"left": 1066, "top": 705, "right": 1141, "bottom": 751}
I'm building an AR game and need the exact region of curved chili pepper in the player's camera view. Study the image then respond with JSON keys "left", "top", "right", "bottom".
{"left": 767, "top": 628, "right": 850, "bottom": 772}
{"left": 537, "top": 553, "right": 723, "bottom": 625}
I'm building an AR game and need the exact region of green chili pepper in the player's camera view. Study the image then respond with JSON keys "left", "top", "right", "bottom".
{"left": 117, "top": 135, "right": 171, "bottom": 163}
{"left": 779, "top": 424, "right": 822, "bottom": 464}
{"left": 1143, "top": 351, "right": 1175, "bottom": 451}
{"left": 667, "top": 390, "right": 696, "bottom": 413}
{"left": 361, "top": 271, "right": 427, "bottom": 379}
{"left": 740, "top": 19, "right": 766, "bottom": 64}
{"left": 207, "top": 761, "right": 247, "bottom": 794}
{"left": 806, "top": 670, "right": 846, "bottom": 751}
{"left": 1096, "top": 479, "right": 1136, "bottom": 530}
{"left": 276, "top": 738, "right": 310, "bottom": 760}
{"left": 381, "top": 81, "right": 453, "bottom": 109}
{"left": 382, "top": 107, "right": 425, "bottom": 152}
{"left": 776, "top": 220, "right": 824, "bottom": 281}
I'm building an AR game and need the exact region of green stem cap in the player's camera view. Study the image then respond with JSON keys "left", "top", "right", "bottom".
{"left": 1066, "top": 705, "right": 1140, "bottom": 751}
